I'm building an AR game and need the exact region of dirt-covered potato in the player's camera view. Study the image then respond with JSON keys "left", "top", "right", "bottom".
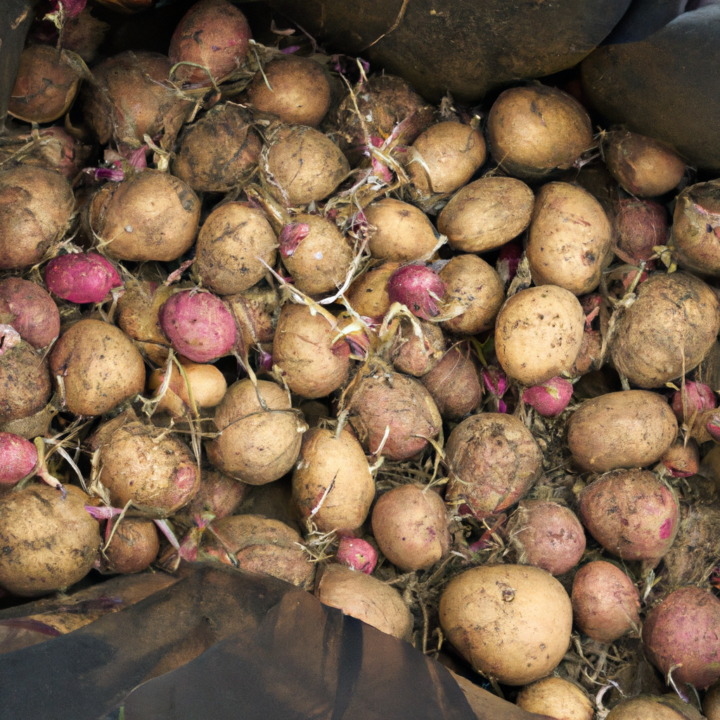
{"left": 226, "top": 283, "right": 279, "bottom": 349}
{"left": 195, "top": 202, "right": 277, "bottom": 296}
{"left": 117, "top": 280, "right": 174, "bottom": 363}
{"left": 672, "top": 180, "right": 720, "bottom": 276}
{"left": 0, "top": 341, "right": 52, "bottom": 424}
{"left": 104, "top": 517, "right": 160, "bottom": 574}
{"left": 202, "top": 514, "right": 315, "bottom": 590}
{"left": 445, "top": 414, "right": 542, "bottom": 518}
{"left": 364, "top": 198, "right": 438, "bottom": 262}
{"left": 49, "top": 319, "right": 145, "bottom": 417}
{"left": 206, "top": 379, "right": 306, "bottom": 485}
{"left": 0, "top": 485, "right": 101, "bottom": 596}
{"left": 495, "top": 285, "right": 585, "bottom": 386}
{"left": 487, "top": 85, "right": 593, "bottom": 179}
{"left": 516, "top": 677, "right": 594, "bottom": 720}
{"left": 439, "top": 254, "right": 505, "bottom": 334}
{"left": 390, "top": 318, "right": 446, "bottom": 377}
{"left": 247, "top": 55, "right": 332, "bottom": 127}
{"left": 280, "top": 214, "right": 353, "bottom": 296}
{"left": 88, "top": 170, "right": 200, "bottom": 262}
{"left": 439, "top": 564, "right": 573, "bottom": 685}
{"left": 346, "top": 262, "right": 399, "bottom": 318}
{"left": 272, "top": 304, "right": 350, "bottom": 399}
{"left": 371, "top": 484, "right": 449, "bottom": 571}
{"left": 438, "top": 177, "right": 534, "bottom": 254}
{"left": 0, "top": 166, "right": 74, "bottom": 271}
{"left": 171, "top": 103, "right": 262, "bottom": 193}
{"left": 611, "top": 272, "right": 720, "bottom": 388}
{"left": 567, "top": 390, "right": 677, "bottom": 472}
{"left": 408, "top": 122, "right": 486, "bottom": 195}
{"left": 314, "top": 563, "right": 413, "bottom": 640}
{"left": 264, "top": 126, "right": 349, "bottom": 207}
{"left": 292, "top": 427, "right": 374, "bottom": 532}
{"left": 420, "top": 345, "right": 483, "bottom": 420}
{"left": 527, "top": 182, "right": 613, "bottom": 295}
{"left": 571, "top": 561, "right": 640, "bottom": 644}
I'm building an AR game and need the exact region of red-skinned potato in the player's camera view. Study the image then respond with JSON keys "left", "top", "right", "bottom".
{"left": 614, "top": 199, "right": 667, "bottom": 266}
{"left": 0, "top": 278, "right": 59, "bottom": 349}
{"left": 516, "top": 677, "right": 594, "bottom": 720}
{"left": 0, "top": 341, "right": 52, "bottom": 424}
{"left": 364, "top": 198, "right": 438, "bottom": 262}
{"left": 420, "top": 345, "right": 483, "bottom": 420}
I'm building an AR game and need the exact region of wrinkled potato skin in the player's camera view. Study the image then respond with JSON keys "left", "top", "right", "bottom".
{"left": 420, "top": 345, "right": 483, "bottom": 420}
{"left": 0, "top": 485, "right": 101, "bottom": 596}
{"left": 292, "top": 428, "right": 374, "bottom": 532}
{"left": 445, "top": 414, "right": 542, "bottom": 518}
{"left": 516, "top": 677, "right": 594, "bottom": 720}
{"left": 527, "top": 182, "right": 613, "bottom": 295}
{"left": 439, "top": 564, "right": 573, "bottom": 685}
{"left": 364, "top": 198, "right": 438, "bottom": 262}
{"left": 438, "top": 176, "right": 535, "bottom": 254}
{"left": 371, "top": 484, "right": 449, "bottom": 571}
{"left": 495, "top": 285, "right": 585, "bottom": 386}
{"left": 611, "top": 272, "right": 720, "bottom": 388}
{"left": 346, "top": 262, "right": 399, "bottom": 318}
{"left": 567, "top": 390, "right": 677, "bottom": 472}
{"left": 0, "top": 341, "right": 52, "bottom": 423}
{"left": 391, "top": 318, "right": 446, "bottom": 377}
{"left": 672, "top": 180, "right": 720, "bottom": 276}
{"left": 195, "top": 203, "right": 277, "bottom": 295}
{"left": 314, "top": 564, "right": 413, "bottom": 640}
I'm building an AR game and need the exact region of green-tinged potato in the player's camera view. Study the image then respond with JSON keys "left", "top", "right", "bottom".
{"left": 420, "top": 345, "right": 482, "bottom": 420}
{"left": 672, "top": 180, "right": 720, "bottom": 277}
{"left": 568, "top": 390, "right": 677, "bottom": 472}
{"left": 495, "top": 285, "right": 585, "bottom": 386}
{"left": 364, "top": 198, "right": 438, "bottom": 262}
{"left": 516, "top": 677, "right": 594, "bottom": 720}
{"left": 0, "top": 341, "right": 52, "bottom": 424}
{"left": 438, "top": 177, "right": 534, "bottom": 254}
{"left": 439, "top": 564, "right": 572, "bottom": 685}
{"left": 527, "top": 182, "right": 613, "bottom": 295}
{"left": 346, "top": 262, "right": 399, "bottom": 319}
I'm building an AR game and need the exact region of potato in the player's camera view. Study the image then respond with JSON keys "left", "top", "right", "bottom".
{"left": 265, "top": 126, "right": 349, "bottom": 207}
{"left": 390, "top": 318, "right": 446, "bottom": 377}
{"left": 88, "top": 170, "right": 200, "bottom": 263}
{"left": 705, "top": 681, "right": 720, "bottom": 720}
{"left": 487, "top": 85, "right": 593, "bottom": 179}
{"left": 610, "top": 272, "right": 720, "bottom": 388}
{"left": 202, "top": 514, "right": 315, "bottom": 590}
{"left": 180, "top": 467, "right": 249, "bottom": 521}
{"left": 408, "top": 121, "right": 486, "bottom": 195}
{"left": 371, "top": 484, "right": 449, "bottom": 571}
{"left": 438, "top": 177, "right": 535, "bottom": 254}
{"left": 439, "top": 254, "right": 505, "bottom": 334}
{"left": 171, "top": 103, "right": 262, "bottom": 193}
{"left": 567, "top": 390, "right": 677, "bottom": 472}
{"left": 346, "top": 262, "right": 400, "bottom": 319}
{"left": 579, "top": 469, "right": 679, "bottom": 567}
{"left": 292, "top": 427, "right": 374, "bottom": 533}
{"left": 226, "top": 283, "right": 279, "bottom": 349}
{"left": 495, "top": 285, "right": 585, "bottom": 386}
{"left": 420, "top": 345, "right": 483, "bottom": 420}
{"left": 0, "top": 485, "right": 101, "bottom": 596}
{"left": 0, "top": 341, "right": 52, "bottom": 424}
{"left": 614, "top": 198, "right": 668, "bottom": 266}
{"left": 0, "top": 166, "right": 74, "bottom": 271}
{"left": 117, "top": 280, "right": 174, "bottom": 363}
{"left": 571, "top": 561, "right": 640, "bottom": 643}
{"left": 247, "top": 55, "right": 331, "bottom": 127}
{"left": 439, "top": 564, "right": 572, "bottom": 685}
{"left": 314, "top": 564, "right": 412, "bottom": 640}
{"left": 672, "top": 180, "right": 720, "bottom": 276}
{"left": 445, "top": 414, "right": 542, "bottom": 518}
{"left": 104, "top": 518, "right": 160, "bottom": 575}
{"left": 662, "top": 438, "right": 700, "bottom": 478}
{"left": 516, "top": 677, "right": 594, "bottom": 720}
{"left": 527, "top": 182, "right": 613, "bottom": 295}
{"left": 49, "top": 319, "right": 145, "bottom": 417}
{"left": 606, "top": 697, "right": 703, "bottom": 720}
{"left": 148, "top": 358, "right": 227, "bottom": 416}
{"left": 280, "top": 214, "right": 353, "bottom": 296}
{"left": 364, "top": 198, "right": 438, "bottom": 262}
{"left": 195, "top": 202, "right": 277, "bottom": 296}
{"left": 272, "top": 304, "right": 350, "bottom": 399}
{"left": 206, "top": 379, "right": 306, "bottom": 485}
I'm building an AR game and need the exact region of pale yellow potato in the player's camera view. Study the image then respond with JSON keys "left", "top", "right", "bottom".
{"left": 516, "top": 677, "right": 594, "bottom": 720}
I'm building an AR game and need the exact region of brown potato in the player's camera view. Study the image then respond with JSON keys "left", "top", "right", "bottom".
{"left": 438, "top": 177, "right": 535, "bottom": 254}
{"left": 314, "top": 564, "right": 413, "bottom": 640}
{"left": 705, "top": 681, "right": 720, "bottom": 720}
{"left": 0, "top": 166, "right": 74, "bottom": 271}
{"left": 606, "top": 697, "right": 702, "bottom": 720}
{"left": 390, "top": 318, "right": 446, "bottom": 377}
{"left": 495, "top": 285, "right": 585, "bottom": 386}
{"left": 371, "top": 484, "right": 449, "bottom": 571}
{"left": 265, "top": 126, "right": 349, "bottom": 207}
{"left": 0, "top": 341, "right": 52, "bottom": 424}
{"left": 272, "top": 304, "right": 350, "bottom": 398}
{"left": 408, "top": 122, "right": 486, "bottom": 195}
{"left": 281, "top": 214, "right": 353, "bottom": 296}
{"left": 0, "top": 485, "right": 101, "bottom": 596}
{"left": 420, "top": 345, "right": 483, "bottom": 420}
{"left": 516, "top": 677, "right": 594, "bottom": 720}
{"left": 180, "top": 467, "right": 249, "bottom": 521}
{"left": 104, "top": 517, "right": 160, "bottom": 574}
{"left": 439, "top": 254, "right": 505, "bottom": 334}
{"left": 346, "top": 262, "right": 399, "bottom": 318}
{"left": 226, "top": 283, "right": 280, "bottom": 349}
{"left": 487, "top": 85, "right": 593, "bottom": 179}
{"left": 445, "top": 414, "right": 542, "bottom": 518}
{"left": 527, "top": 182, "right": 613, "bottom": 295}
{"left": 117, "top": 280, "right": 174, "bottom": 363}
{"left": 610, "top": 272, "right": 720, "bottom": 388}
{"left": 364, "top": 198, "right": 438, "bottom": 262}
{"left": 568, "top": 390, "right": 677, "bottom": 472}
{"left": 195, "top": 202, "right": 277, "bottom": 296}
{"left": 439, "top": 564, "right": 573, "bottom": 685}
{"left": 89, "top": 170, "right": 200, "bottom": 262}
{"left": 247, "top": 56, "right": 332, "bottom": 127}
{"left": 672, "top": 180, "right": 720, "bottom": 276}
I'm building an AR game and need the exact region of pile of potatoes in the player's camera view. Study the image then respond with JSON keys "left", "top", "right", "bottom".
{"left": 3, "top": 0, "right": 720, "bottom": 718}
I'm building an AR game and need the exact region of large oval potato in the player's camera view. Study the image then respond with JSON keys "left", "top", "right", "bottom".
{"left": 495, "top": 285, "right": 585, "bottom": 386}
{"left": 527, "top": 182, "right": 613, "bottom": 295}
{"left": 567, "top": 390, "right": 677, "bottom": 472}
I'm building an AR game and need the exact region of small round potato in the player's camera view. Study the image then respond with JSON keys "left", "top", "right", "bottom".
{"left": 391, "top": 318, "right": 446, "bottom": 377}
{"left": 420, "top": 345, "right": 483, "bottom": 420}
{"left": 567, "top": 390, "right": 677, "bottom": 472}
{"left": 346, "top": 262, "right": 399, "bottom": 319}
{"left": 364, "top": 198, "right": 438, "bottom": 262}
{"left": 516, "top": 677, "right": 594, "bottom": 720}
{"left": 495, "top": 285, "right": 585, "bottom": 386}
